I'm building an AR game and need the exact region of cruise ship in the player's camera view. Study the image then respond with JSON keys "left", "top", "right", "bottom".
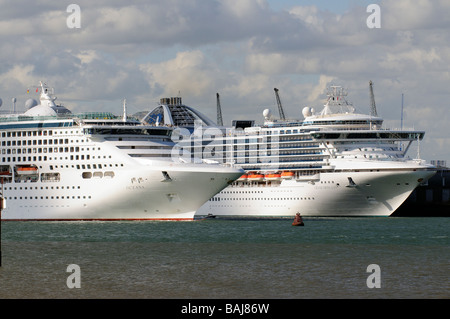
{"left": 140, "top": 85, "right": 436, "bottom": 217}
{"left": 0, "top": 82, "right": 243, "bottom": 220}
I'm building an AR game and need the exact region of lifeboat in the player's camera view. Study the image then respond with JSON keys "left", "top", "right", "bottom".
{"left": 237, "top": 174, "right": 248, "bottom": 181}
{"left": 15, "top": 165, "right": 38, "bottom": 175}
{"left": 247, "top": 173, "right": 264, "bottom": 181}
{"left": 265, "top": 173, "right": 281, "bottom": 181}
{"left": 281, "top": 171, "right": 295, "bottom": 179}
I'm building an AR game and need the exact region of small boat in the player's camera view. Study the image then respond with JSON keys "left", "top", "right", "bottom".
{"left": 265, "top": 173, "right": 281, "bottom": 181}
{"left": 247, "top": 173, "right": 264, "bottom": 181}
{"left": 281, "top": 171, "right": 295, "bottom": 179}
{"left": 15, "top": 165, "right": 38, "bottom": 175}
{"left": 292, "top": 212, "right": 304, "bottom": 226}
{"left": 237, "top": 174, "right": 248, "bottom": 181}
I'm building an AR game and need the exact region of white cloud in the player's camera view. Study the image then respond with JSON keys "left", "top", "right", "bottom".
{"left": 383, "top": 0, "right": 450, "bottom": 30}
{"left": 289, "top": 5, "right": 323, "bottom": 31}
{"left": 140, "top": 50, "right": 217, "bottom": 98}
{"left": 74, "top": 50, "right": 101, "bottom": 64}
{"left": 0, "top": 0, "right": 449, "bottom": 161}
{"left": 0, "top": 64, "right": 34, "bottom": 93}
{"left": 380, "top": 48, "right": 441, "bottom": 72}
{"left": 307, "top": 75, "right": 335, "bottom": 104}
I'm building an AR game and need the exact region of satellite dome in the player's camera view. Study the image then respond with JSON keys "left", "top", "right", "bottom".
{"left": 24, "top": 105, "right": 57, "bottom": 117}
{"left": 302, "top": 107, "right": 312, "bottom": 118}
{"left": 25, "top": 98, "right": 38, "bottom": 109}
{"left": 263, "top": 109, "right": 272, "bottom": 119}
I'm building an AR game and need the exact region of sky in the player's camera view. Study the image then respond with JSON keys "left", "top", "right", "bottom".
{"left": 0, "top": 0, "right": 449, "bottom": 163}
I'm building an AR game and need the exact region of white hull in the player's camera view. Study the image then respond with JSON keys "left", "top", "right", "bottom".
{"left": 2, "top": 161, "right": 242, "bottom": 220}
{"left": 0, "top": 82, "right": 244, "bottom": 221}
{"left": 142, "top": 86, "right": 437, "bottom": 218}
{"left": 197, "top": 168, "right": 435, "bottom": 217}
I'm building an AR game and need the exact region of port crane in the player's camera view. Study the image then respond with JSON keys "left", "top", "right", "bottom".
{"left": 369, "top": 80, "right": 378, "bottom": 117}
{"left": 274, "top": 88, "right": 286, "bottom": 120}
{"left": 216, "top": 92, "right": 223, "bottom": 126}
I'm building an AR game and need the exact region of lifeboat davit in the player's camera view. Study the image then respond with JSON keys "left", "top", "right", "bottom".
{"left": 281, "top": 171, "right": 295, "bottom": 179}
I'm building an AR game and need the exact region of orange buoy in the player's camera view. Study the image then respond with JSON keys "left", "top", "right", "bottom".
{"left": 292, "top": 212, "right": 304, "bottom": 226}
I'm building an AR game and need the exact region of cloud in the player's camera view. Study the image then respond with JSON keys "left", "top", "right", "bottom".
{"left": 0, "top": 64, "right": 35, "bottom": 95}
{"left": 307, "top": 75, "right": 335, "bottom": 104}
{"left": 383, "top": 0, "right": 450, "bottom": 30}
{"left": 140, "top": 50, "right": 217, "bottom": 98}
{"left": 0, "top": 0, "right": 449, "bottom": 161}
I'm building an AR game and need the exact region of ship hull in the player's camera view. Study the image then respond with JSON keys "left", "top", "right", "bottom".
{"left": 1, "top": 162, "right": 242, "bottom": 221}
{"left": 196, "top": 168, "right": 436, "bottom": 217}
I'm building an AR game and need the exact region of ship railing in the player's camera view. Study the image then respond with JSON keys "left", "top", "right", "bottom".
{"left": 225, "top": 125, "right": 422, "bottom": 136}
{"left": 0, "top": 111, "right": 146, "bottom": 127}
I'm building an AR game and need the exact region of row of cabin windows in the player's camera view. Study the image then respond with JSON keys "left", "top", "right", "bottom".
{"left": 4, "top": 185, "right": 81, "bottom": 190}
{"left": 4, "top": 195, "right": 92, "bottom": 200}
{"left": 0, "top": 166, "right": 119, "bottom": 184}
{"left": 2, "top": 130, "right": 53, "bottom": 137}
{"left": 2, "top": 146, "right": 80, "bottom": 154}
{"left": 2, "top": 138, "right": 70, "bottom": 146}
{"left": 1, "top": 145, "right": 107, "bottom": 162}
{"left": 210, "top": 196, "right": 315, "bottom": 201}
{"left": 2, "top": 154, "right": 89, "bottom": 163}
{"left": 52, "top": 163, "right": 123, "bottom": 170}
{"left": 1, "top": 129, "right": 84, "bottom": 138}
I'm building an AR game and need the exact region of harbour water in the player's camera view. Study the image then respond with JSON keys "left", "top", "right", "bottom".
{"left": 0, "top": 216, "right": 448, "bottom": 299}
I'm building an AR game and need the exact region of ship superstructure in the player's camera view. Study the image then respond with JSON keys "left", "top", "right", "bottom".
{"left": 141, "top": 86, "right": 436, "bottom": 217}
{"left": 0, "top": 82, "right": 243, "bottom": 220}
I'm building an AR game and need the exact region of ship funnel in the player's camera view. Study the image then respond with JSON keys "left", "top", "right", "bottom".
{"left": 160, "top": 97, "right": 182, "bottom": 105}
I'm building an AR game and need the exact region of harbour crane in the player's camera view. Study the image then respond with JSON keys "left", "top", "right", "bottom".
{"left": 369, "top": 80, "right": 378, "bottom": 117}
{"left": 274, "top": 88, "right": 286, "bottom": 120}
{"left": 216, "top": 92, "right": 223, "bottom": 126}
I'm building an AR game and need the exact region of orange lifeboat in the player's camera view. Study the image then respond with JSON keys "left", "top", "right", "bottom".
{"left": 237, "top": 174, "right": 248, "bottom": 181}
{"left": 247, "top": 173, "right": 264, "bottom": 181}
{"left": 265, "top": 173, "right": 281, "bottom": 181}
{"left": 281, "top": 171, "right": 295, "bottom": 179}
{"left": 15, "top": 165, "right": 38, "bottom": 175}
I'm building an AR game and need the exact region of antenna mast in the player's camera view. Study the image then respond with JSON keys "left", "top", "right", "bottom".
{"left": 401, "top": 93, "right": 404, "bottom": 130}
{"left": 369, "top": 80, "right": 378, "bottom": 117}
{"left": 122, "top": 98, "right": 127, "bottom": 122}
{"left": 274, "top": 88, "right": 286, "bottom": 120}
{"left": 216, "top": 93, "right": 223, "bottom": 126}
{"left": 400, "top": 93, "right": 404, "bottom": 151}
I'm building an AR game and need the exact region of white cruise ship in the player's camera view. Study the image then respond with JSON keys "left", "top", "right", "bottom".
{"left": 141, "top": 85, "right": 436, "bottom": 217}
{"left": 0, "top": 82, "right": 243, "bottom": 220}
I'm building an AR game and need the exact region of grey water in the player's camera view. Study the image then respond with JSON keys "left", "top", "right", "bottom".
{"left": 0, "top": 216, "right": 448, "bottom": 299}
